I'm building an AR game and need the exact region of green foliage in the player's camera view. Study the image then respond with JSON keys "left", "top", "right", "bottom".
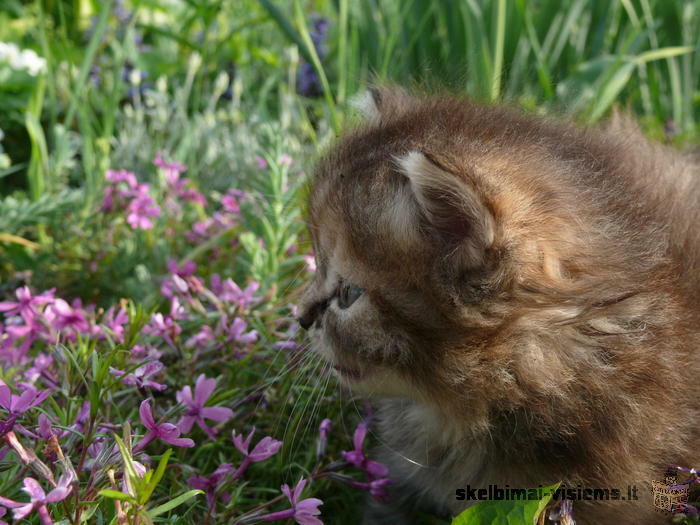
{"left": 0, "top": 1, "right": 698, "bottom": 524}
{"left": 451, "top": 484, "right": 560, "bottom": 525}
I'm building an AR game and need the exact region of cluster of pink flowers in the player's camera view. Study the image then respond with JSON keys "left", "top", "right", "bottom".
{"left": 101, "top": 169, "right": 161, "bottom": 230}
{"left": 0, "top": 151, "right": 397, "bottom": 524}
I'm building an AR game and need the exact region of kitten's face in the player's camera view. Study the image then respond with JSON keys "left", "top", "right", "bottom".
{"left": 297, "top": 89, "right": 514, "bottom": 404}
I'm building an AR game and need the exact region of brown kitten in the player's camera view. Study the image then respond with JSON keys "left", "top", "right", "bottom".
{"left": 297, "top": 87, "right": 700, "bottom": 524}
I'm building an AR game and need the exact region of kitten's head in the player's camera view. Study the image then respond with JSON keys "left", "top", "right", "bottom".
{"left": 297, "top": 87, "right": 651, "bottom": 418}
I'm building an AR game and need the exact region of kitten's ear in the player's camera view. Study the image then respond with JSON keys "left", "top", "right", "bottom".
{"left": 352, "top": 86, "right": 413, "bottom": 123}
{"left": 396, "top": 151, "right": 495, "bottom": 266}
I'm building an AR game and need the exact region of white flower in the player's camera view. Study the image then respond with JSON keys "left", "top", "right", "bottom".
{"left": 0, "top": 41, "right": 46, "bottom": 76}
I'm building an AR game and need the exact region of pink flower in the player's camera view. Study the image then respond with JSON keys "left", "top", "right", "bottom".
{"left": 133, "top": 399, "right": 194, "bottom": 452}
{"left": 185, "top": 326, "right": 215, "bottom": 348}
{"left": 256, "top": 156, "right": 268, "bottom": 170}
{"left": 11, "top": 474, "right": 73, "bottom": 525}
{"left": 47, "top": 299, "right": 90, "bottom": 335}
{"left": 349, "top": 478, "right": 392, "bottom": 503}
{"left": 143, "top": 313, "right": 181, "bottom": 347}
{"left": 316, "top": 418, "right": 332, "bottom": 459}
{"left": 257, "top": 478, "right": 323, "bottom": 525}
{"left": 126, "top": 192, "right": 160, "bottom": 230}
{"left": 220, "top": 189, "right": 245, "bottom": 214}
{"left": 188, "top": 463, "right": 234, "bottom": 511}
{"left": 211, "top": 277, "right": 260, "bottom": 309}
{"left": 231, "top": 427, "right": 282, "bottom": 478}
{"left": 154, "top": 152, "right": 187, "bottom": 186}
{"left": 0, "top": 381, "right": 51, "bottom": 416}
{"left": 0, "top": 287, "right": 54, "bottom": 322}
{"left": 102, "top": 307, "right": 129, "bottom": 343}
{"left": 105, "top": 169, "right": 138, "bottom": 189}
{"left": 219, "top": 316, "right": 258, "bottom": 345}
{"left": 176, "top": 374, "right": 233, "bottom": 439}
{"left": 109, "top": 360, "right": 167, "bottom": 391}
{"left": 278, "top": 154, "right": 293, "bottom": 167}
{"left": 303, "top": 255, "right": 317, "bottom": 273}
{"left": 341, "top": 422, "right": 389, "bottom": 479}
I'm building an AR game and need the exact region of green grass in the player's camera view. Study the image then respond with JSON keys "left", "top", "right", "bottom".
{"left": 0, "top": 1, "right": 698, "bottom": 524}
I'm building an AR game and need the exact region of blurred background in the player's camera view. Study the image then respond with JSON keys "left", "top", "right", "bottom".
{"left": 2, "top": 0, "right": 698, "bottom": 297}
{"left": 0, "top": 2, "right": 698, "bottom": 523}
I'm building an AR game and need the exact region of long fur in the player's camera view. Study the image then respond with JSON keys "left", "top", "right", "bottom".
{"left": 299, "top": 87, "right": 700, "bottom": 524}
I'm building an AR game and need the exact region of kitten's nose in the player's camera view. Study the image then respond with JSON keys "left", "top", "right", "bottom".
{"left": 297, "top": 298, "right": 328, "bottom": 330}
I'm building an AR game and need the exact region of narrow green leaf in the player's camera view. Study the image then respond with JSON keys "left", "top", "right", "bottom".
{"left": 98, "top": 489, "right": 137, "bottom": 504}
{"left": 634, "top": 46, "right": 694, "bottom": 65}
{"left": 147, "top": 489, "right": 204, "bottom": 518}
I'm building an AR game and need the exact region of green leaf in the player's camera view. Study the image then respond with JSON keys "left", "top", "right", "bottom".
{"left": 451, "top": 483, "right": 560, "bottom": 525}
{"left": 146, "top": 489, "right": 204, "bottom": 518}
{"left": 143, "top": 449, "right": 172, "bottom": 502}
{"left": 98, "top": 489, "right": 137, "bottom": 504}
{"left": 633, "top": 46, "right": 694, "bottom": 65}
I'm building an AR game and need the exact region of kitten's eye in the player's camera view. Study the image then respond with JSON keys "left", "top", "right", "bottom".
{"left": 337, "top": 281, "right": 364, "bottom": 309}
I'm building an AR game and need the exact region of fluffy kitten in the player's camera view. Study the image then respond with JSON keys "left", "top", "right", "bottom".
{"left": 297, "top": 87, "right": 699, "bottom": 524}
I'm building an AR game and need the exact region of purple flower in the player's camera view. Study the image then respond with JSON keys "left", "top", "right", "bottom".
{"left": 219, "top": 316, "right": 258, "bottom": 345}
{"left": 12, "top": 474, "right": 73, "bottom": 525}
{"left": 0, "top": 381, "right": 51, "bottom": 416}
{"left": 110, "top": 360, "right": 167, "bottom": 391}
{"left": 211, "top": 277, "right": 260, "bottom": 309}
{"left": 349, "top": 478, "right": 392, "bottom": 503}
{"left": 188, "top": 463, "right": 234, "bottom": 511}
{"left": 231, "top": 427, "right": 282, "bottom": 478}
{"left": 341, "top": 422, "right": 389, "bottom": 480}
{"left": 256, "top": 156, "right": 268, "bottom": 170}
{"left": 0, "top": 287, "right": 53, "bottom": 322}
{"left": 47, "top": 299, "right": 90, "bottom": 335}
{"left": 154, "top": 152, "right": 187, "bottom": 186}
{"left": 176, "top": 374, "right": 233, "bottom": 439}
{"left": 142, "top": 313, "right": 181, "bottom": 347}
{"left": 105, "top": 169, "right": 138, "bottom": 189}
{"left": 257, "top": 478, "right": 323, "bottom": 525}
{"left": 23, "top": 353, "right": 57, "bottom": 388}
{"left": 126, "top": 192, "right": 160, "bottom": 230}
{"left": 220, "top": 189, "right": 245, "bottom": 214}
{"left": 167, "top": 259, "right": 197, "bottom": 278}
{"left": 316, "top": 418, "right": 332, "bottom": 459}
{"left": 185, "top": 326, "right": 215, "bottom": 348}
{"left": 133, "top": 399, "right": 194, "bottom": 452}
{"left": 102, "top": 307, "right": 129, "bottom": 343}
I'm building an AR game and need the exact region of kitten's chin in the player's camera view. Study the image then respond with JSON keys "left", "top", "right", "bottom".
{"left": 332, "top": 362, "right": 411, "bottom": 397}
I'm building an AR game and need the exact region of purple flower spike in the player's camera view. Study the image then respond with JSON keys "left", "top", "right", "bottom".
{"left": 316, "top": 418, "right": 332, "bottom": 459}
{"left": 133, "top": 399, "right": 194, "bottom": 452}
{"left": 231, "top": 427, "right": 282, "bottom": 478}
{"left": 176, "top": 374, "right": 233, "bottom": 439}
{"left": 341, "top": 422, "right": 389, "bottom": 480}
{"left": 257, "top": 478, "right": 323, "bottom": 525}
{"left": 12, "top": 473, "right": 73, "bottom": 525}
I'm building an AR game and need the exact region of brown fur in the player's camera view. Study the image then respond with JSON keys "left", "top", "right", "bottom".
{"left": 298, "top": 87, "right": 700, "bottom": 524}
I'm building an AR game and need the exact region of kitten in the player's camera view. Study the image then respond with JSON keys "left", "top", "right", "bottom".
{"left": 297, "top": 87, "right": 700, "bottom": 524}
